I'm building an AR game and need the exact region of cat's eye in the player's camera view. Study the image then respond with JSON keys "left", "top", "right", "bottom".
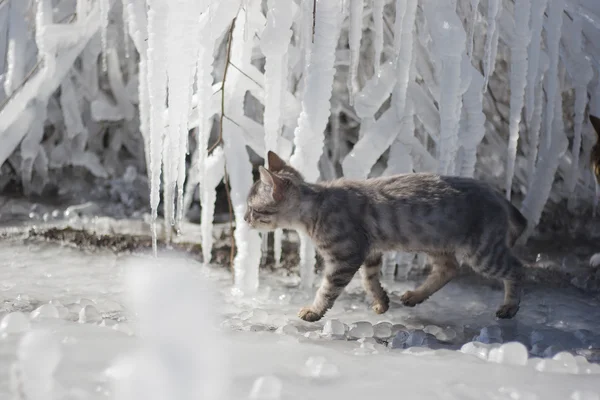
{"left": 252, "top": 208, "right": 274, "bottom": 216}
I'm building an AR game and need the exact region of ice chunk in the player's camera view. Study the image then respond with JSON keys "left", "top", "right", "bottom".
{"left": 303, "top": 356, "right": 340, "bottom": 380}
{"left": 488, "top": 342, "right": 528, "bottom": 366}
{"left": 373, "top": 322, "right": 392, "bottom": 339}
{"left": 354, "top": 338, "right": 379, "bottom": 356}
{"left": 79, "top": 305, "right": 102, "bottom": 323}
{"left": 30, "top": 304, "right": 60, "bottom": 320}
{"left": 0, "top": 312, "right": 30, "bottom": 334}
{"left": 14, "top": 330, "right": 61, "bottom": 400}
{"left": 78, "top": 298, "right": 95, "bottom": 306}
{"left": 304, "top": 331, "right": 320, "bottom": 340}
{"left": 249, "top": 309, "right": 269, "bottom": 325}
{"left": 404, "top": 330, "right": 438, "bottom": 349}
{"left": 552, "top": 352, "right": 579, "bottom": 374}
{"left": 423, "top": 325, "right": 443, "bottom": 338}
{"left": 348, "top": 321, "right": 374, "bottom": 339}
{"left": 542, "top": 345, "right": 565, "bottom": 359}
{"left": 460, "top": 341, "right": 498, "bottom": 361}
{"left": 276, "top": 324, "right": 298, "bottom": 335}
{"left": 474, "top": 325, "right": 503, "bottom": 344}
{"left": 322, "top": 319, "right": 346, "bottom": 337}
{"left": 249, "top": 375, "right": 282, "bottom": 400}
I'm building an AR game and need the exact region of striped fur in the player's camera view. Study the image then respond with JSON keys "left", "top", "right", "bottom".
{"left": 590, "top": 115, "right": 600, "bottom": 268}
{"left": 245, "top": 151, "right": 527, "bottom": 322}
{"left": 590, "top": 115, "right": 600, "bottom": 185}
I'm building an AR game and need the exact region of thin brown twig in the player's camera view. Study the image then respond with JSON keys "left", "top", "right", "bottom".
{"left": 229, "top": 62, "right": 263, "bottom": 88}
{"left": 223, "top": 165, "right": 235, "bottom": 272}
{"left": 207, "top": 16, "right": 237, "bottom": 155}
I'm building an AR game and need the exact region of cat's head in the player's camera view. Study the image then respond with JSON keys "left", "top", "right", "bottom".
{"left": 244, "top": 151, "right": 304, "bottom": 231}
{"left": 590, "top": 115, "right": 600, "bottom": 184}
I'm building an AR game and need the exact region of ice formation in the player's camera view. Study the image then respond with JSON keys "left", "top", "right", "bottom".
{"left": 0, "top": 0, "right": 600, "bottom": 294}
{"left": 290, "top": 0, "right": 343, "bottom": 289}
{"left": 504, "top": 0, "right": 531, "bottom": 199}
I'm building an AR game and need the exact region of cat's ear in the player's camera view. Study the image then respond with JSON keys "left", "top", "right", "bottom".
{"left": 591, "top": 115, "right": 600, "bottom": 138}
{"left": 267, "top": 151, "right": 286, "bottom": 172}
{"left": 258, "top": 166, "right": 285, "bottom": 201}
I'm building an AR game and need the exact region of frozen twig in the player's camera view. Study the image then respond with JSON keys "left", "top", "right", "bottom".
{"left": 208, "top": 16, "right": 237, "bottom": 155}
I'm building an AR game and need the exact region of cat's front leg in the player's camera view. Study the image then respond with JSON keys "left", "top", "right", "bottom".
{"left": 360, "top": 253, "right": 389, "bottom": 314}
{"left": 298, "top": 262, "right": 361, "bottom": 322}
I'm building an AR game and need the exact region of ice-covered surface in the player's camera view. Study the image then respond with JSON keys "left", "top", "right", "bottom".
{"left": 0, "top": 240, "right": 599, "bottom": 398}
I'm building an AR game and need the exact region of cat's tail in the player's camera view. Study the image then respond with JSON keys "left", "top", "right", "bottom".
{"left": 506, "top": 202, "right": 527, "bottom": 247}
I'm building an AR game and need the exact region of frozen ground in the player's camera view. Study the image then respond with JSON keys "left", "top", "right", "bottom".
{"left": 0, "top": 240, "right": 599, "bottom": 399}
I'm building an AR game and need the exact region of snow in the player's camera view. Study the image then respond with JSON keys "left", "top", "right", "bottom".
{"left": 0, "top": 240, "right": 598, "bottom": 398}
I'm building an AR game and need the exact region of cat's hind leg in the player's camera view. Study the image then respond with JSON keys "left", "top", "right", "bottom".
{"left": 400, "top": 254, "right": 458, "bottom": 307}
{"left": 467, "top": 240, "right": 523, "bottom": 319}
{"left": 360, "top": 253, "right": 390, "bottom": 314}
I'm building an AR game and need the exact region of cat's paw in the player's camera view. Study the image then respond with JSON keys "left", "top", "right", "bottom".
{"left": 372, "top": 293, "right": 390, "bottom": 314}
{"left": 495, "top": 304, "right": 519, "bottom": 319}
{"left": 590, "top": 253, "right": 600, "bottom": 268}
{"left": 400, "top": 290, "right": 426, "bottom": 307}
{"left": 298, "top": 307, "right": 322, "bottom": 322}
{"left": 372, "top": 302, "right": 389, "bottom": 314}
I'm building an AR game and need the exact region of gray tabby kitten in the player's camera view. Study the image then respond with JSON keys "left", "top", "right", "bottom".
{"left": 245, "top": 151, "right": 527, "bottom": 322}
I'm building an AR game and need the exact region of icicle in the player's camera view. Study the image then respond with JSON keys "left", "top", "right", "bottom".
{"left": 392, "top": 0, "right": 417, "bottom": 122}
{"left": 372, "top": 0, "right": 384, "bottom": 76}
{"left": 261, "top": 0, "right": 294, "bottom": 267}
{"left": 125, "top": 0, "right": 150, "bottom": 170}
{"left": 100, "top": 0, "right": 110, "bottom": 72}
{"left": 219, "top": 0, "right": 262, "bottom": 295}
{"left": 60, "top": 75, "right": 86, "bottom": 143}
{"left": 107, "top": 48, "right": 135, "bottom": 121}
{"left": 146, "top": 0, "right": 169, "bottom": 252}
{"left": 347, "top": 0, "right": 363, "bottom": 105}
{"left": 458, "top": 65, "right": 485, "bottom": 178}
{"left": 522, "top": 65, "right": 568, "bottom": 235}
{"left": 201, "top": 149, "right": 225, "bottom": 265}
{"left": 3, "top": 0, "right": 28, "bottom": 97}
{"left": 542, "top": 0, "right": 565, "bottom": 151}
{"left": 505, "top": 0, "right": 531, "bottom": 200}
{"left": 525, "top": 0, "right": 547, "bottom": 127}
{"left": 290, "top": 0, "right": 343, "bottom": 290}
{"left": 526, "top": 52, "right": 549, "bottom": 182}
{"left": 261, "top": 0, "right": 293, "bottom": 155}
{"left": 424, "top": 2, "right": 466, "bottom": 176}
{"left": 341, "top": 0, "right": 416, "bottom": 180}
{"left": 482, "top": 0, "right": 501, "bottom": 91}
{"left": 466, "top": 0, "right": 480, "bottom": 58}
{"left": 165, "top": 0, "right": 208, "bottom": 233}
{"left": 122, "top": 0, "right": 131, "bottom": 60}
{"left": 564, "top": 8, "right": 593, "bottom": 195}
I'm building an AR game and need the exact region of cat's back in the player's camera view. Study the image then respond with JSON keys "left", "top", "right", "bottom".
{"left": 324, "top": 172, "right": 500, "bottom": 205}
